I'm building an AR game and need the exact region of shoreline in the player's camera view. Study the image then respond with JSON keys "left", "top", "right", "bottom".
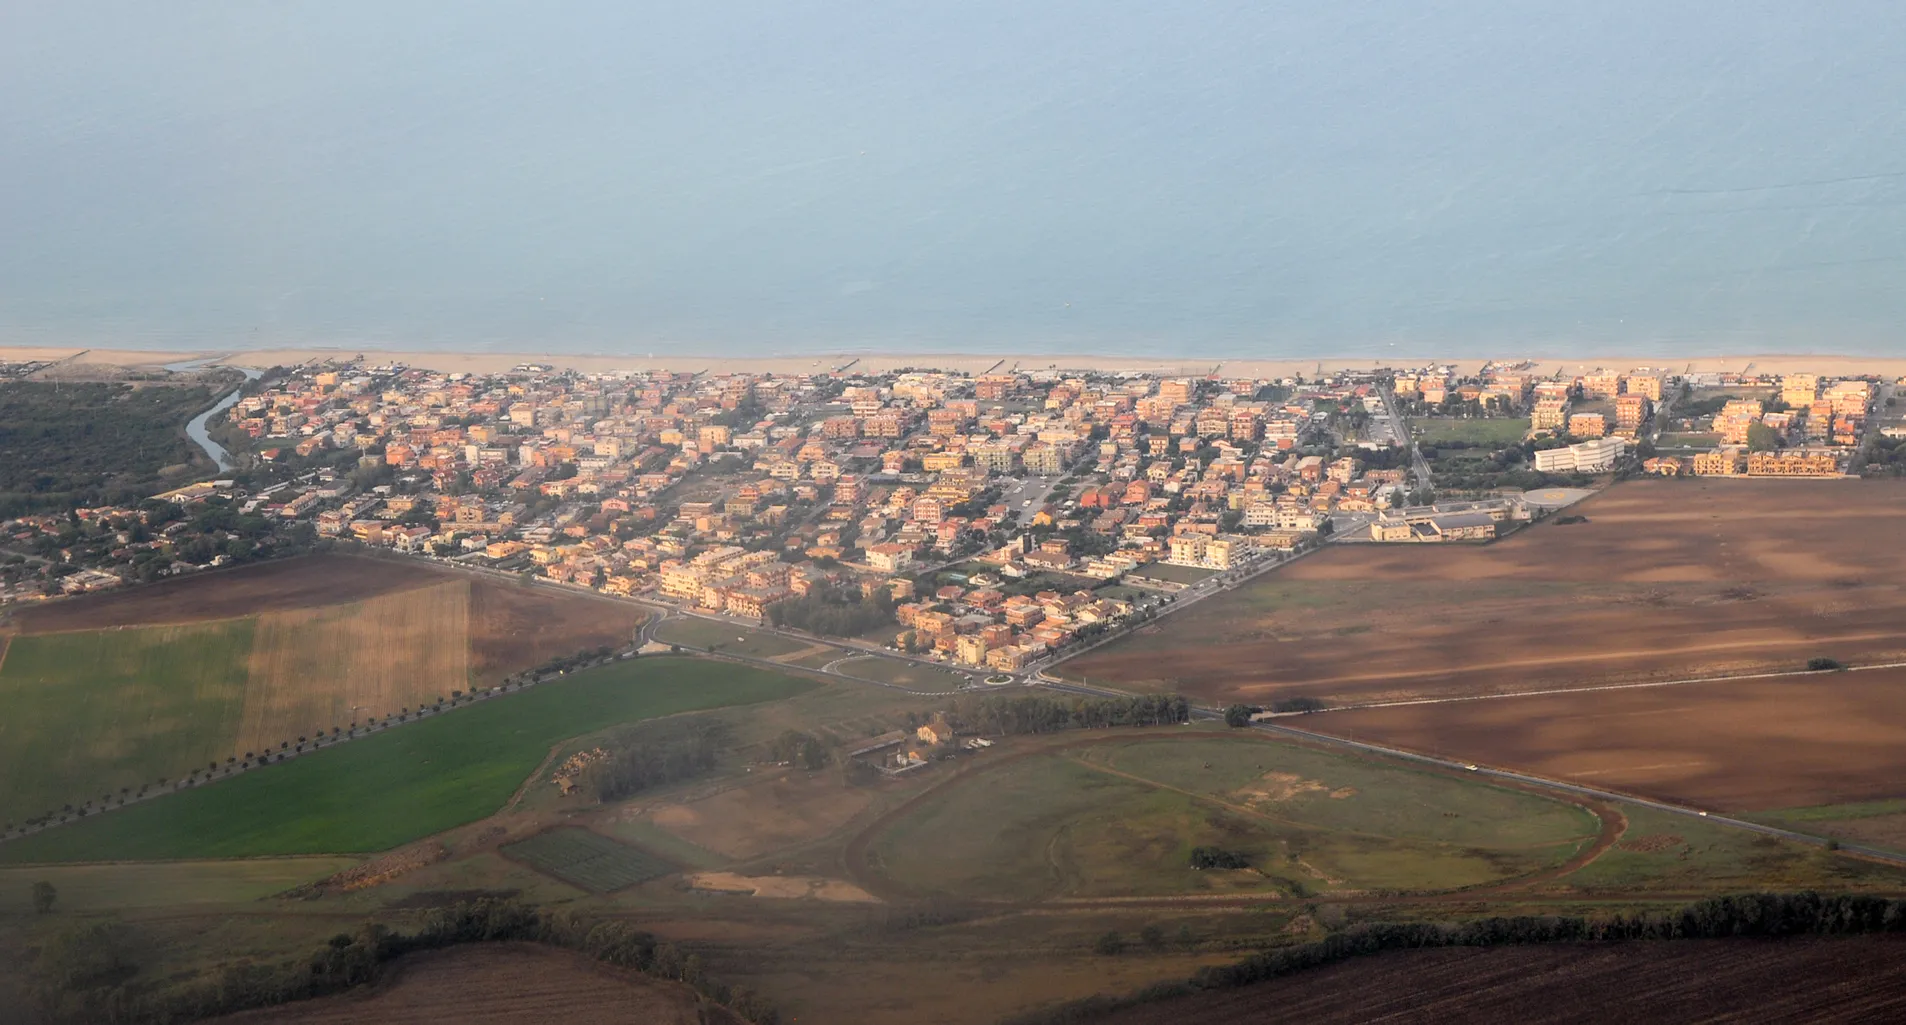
{"left": 5, "top": 344, "right": 1906, "bottom": 379}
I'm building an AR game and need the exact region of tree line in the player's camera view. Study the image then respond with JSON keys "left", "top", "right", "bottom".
{"left": 29, "top": 897, "right": 779, "bottom": 1025}
{"left": 1003, "top": 891, "right": 1906, "bottom": 1025}
{"left": 580, "top": 718, "right": 729, "bottom": 803}
{"left": 941, "top": 693, "right": 1190, "bottom": 736}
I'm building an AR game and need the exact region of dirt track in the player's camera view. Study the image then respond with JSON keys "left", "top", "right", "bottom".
{"left": 1093, "top": 936, "right": 1906, "bottom": 1025}
{"left": 1070, "top": 480, "right": 1906, "bottom": 706}
{"left": 210, "top": 943, "right": 742, "bottom": 1025}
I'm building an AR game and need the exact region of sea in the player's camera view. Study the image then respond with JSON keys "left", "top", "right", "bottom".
{"left": 3, "top": 1, "right": 1905, "bottom": 360}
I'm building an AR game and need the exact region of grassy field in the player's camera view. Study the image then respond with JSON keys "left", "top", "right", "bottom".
{"left": 0, "top": 620, "right": 254, "bottom": 826}
{"left": 651, "top": 617, "right": 810, "bottom": 659}
{"left": 0, "top": 560, "right": 646, "bottom": 833}
{"left": 0, "top": 857, "right": 353, "bottom": 912}
{"left": 501, "top": 827, "right": 676, "bottom": 892}
{"left": 1562, "top": 805, "right": 1906, "bottom": 894}
{"left": 867, "top": 735, "right": 1599, "bottom": 901}
{"left": 1414, "top": 417, "right": 1532, "bottom": 446}
{"left": 835, "top": 655, "right": 974, "bottom": 692}
{"left": 0, "top": 657, "right": 814, "bottom": 862}
{"left": 1132, "top": 562, "right": 1217, "bottom": 586}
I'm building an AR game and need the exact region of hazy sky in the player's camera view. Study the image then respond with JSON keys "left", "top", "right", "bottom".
{"left": 3, "top": 1, "right": 1904, "bottom": 356}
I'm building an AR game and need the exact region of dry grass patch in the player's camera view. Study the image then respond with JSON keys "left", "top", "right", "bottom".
{"left": 239, "top": 581, "right": 470, "bottom": 751}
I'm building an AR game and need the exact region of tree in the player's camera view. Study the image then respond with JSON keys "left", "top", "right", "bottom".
{"left": 1746, "top": 422, "right": 1782, "bottom": 452}
{"left": 1139, "top": 923, "right": 1166, "bottom": 949}
{"left": 1223, "top": 704, "right": 1254, "bottom": 728}
{"left": 31, "top": 880, "right": 56, "bottom": 914}
{"left": 1094, "top": 930, "right": 1126, "bottom": 955}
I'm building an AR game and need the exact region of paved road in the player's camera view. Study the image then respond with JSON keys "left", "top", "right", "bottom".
{"left": 1379, "top": 383, "right": 1432, "bottom": 489}
{"left": 1031, "top": 676, "right": 1906, "bottom": 869}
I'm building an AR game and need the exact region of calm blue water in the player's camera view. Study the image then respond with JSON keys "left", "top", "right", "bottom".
{"left": 3, "top": 2, "right": 1905, "bottom": 359}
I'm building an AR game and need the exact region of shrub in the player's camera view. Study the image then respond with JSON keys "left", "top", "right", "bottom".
{"left": 1808, "top": 657, "right": 1845, "bottom": 671}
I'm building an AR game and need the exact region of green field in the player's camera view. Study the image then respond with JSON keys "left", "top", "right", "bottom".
{"left": 1132, "top": 562, "right": 1216, "bottom": 586}
{"left": 867, "top": 736, "right": 1599, "bottom": 901}
{"left": 0, "top": 657, "right": 814, "bottom": 863}
{"left": 835, "top": 656, "right": 974, "bottom": 692}
{"left": 652, "top": 617, "right": 810, "bottom": 659}
{"left": 1415, "top": 417, "right": 1532, "bottom": 446}
{"left": 0, "top": 621, "right": 255, "bottom": 826}
{"left": 501, "top": 827, "right": 677, "bottom": 891}
{"left": 1563, "top": 805, "right": 1906, "bottom": 894}
{"left": 0, "top": 857, "right": 352, "bottom": 913}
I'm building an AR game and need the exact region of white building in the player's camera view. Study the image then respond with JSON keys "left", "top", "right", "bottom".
{"left": 1533, "top": 437, "right": 1626, "bottom": 474}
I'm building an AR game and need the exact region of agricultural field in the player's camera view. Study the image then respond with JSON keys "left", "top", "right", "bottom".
{"left": 0, "top": 620, "right": 253, "bottom": 827}
{"left": 500, "top": 827, "right": 676, "bottom": 892}
{"left": 0, "top": 555, "right": 645, "bottom": 825}
{"left": 859, "top": 734, "right": 1602, "bottom": 902}
{"left": 211, "top": 943, "right": 738, "bottom": 1025}
{"left": 1299, "top": 669, "right": 1906, "bottom": 815}
{"left": 1095, "top": 936, "right": 1906, "bottom": 1025}
{"left": 0, "top": 657, "right": 813, "bottom": 862}
{"left": 1068, "top": 480, "right": 1906, "bottom": 707}
{"left": 1413, "top": 416, "right": 1531, "bottom": 446}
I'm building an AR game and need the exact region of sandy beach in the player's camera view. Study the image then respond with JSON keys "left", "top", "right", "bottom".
{"left": 5, "top": 344, "right": 1905, "bottom": 380}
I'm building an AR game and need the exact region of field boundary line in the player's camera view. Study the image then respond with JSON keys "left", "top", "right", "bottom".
{"left": 502, "top": 743, "right": 567, "bottom": 815}
{"left": 1302, "top": 660, "right": 1906, "bottom": 715}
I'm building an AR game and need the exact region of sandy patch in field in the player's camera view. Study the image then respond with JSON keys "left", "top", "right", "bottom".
{"left": 688, "top": 871, "right": 878, "bottom": 902}
{"left": 1235, "top": 772, "right": 1331, "bottom": 804}
{"left": 647, "top": 772, "right": 872, "bottom": 860}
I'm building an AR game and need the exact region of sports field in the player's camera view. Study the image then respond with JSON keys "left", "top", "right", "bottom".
{"left": 0, "top": 555, "right": 645, "bottom": 826}
{"left": 1414, "top": 417, "right": 1532, "bottom": 446}
{"left": 0, "top": 657, "right": 813, "bottom": 862}
{"left": 1068, "top": 480, "right": 1906, "bottom": 706}
{"left": 859, "top": 734, "right": 1601, "bottom": 901}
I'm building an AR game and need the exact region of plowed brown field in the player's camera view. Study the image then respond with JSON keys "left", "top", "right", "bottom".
{"left": 1302, "top": 669, "right": 1906, "bottom": 811}
{"left": 1070, "top": 480, "right": 1906, "bottom": 706}
{"left": 1094, "top": 936, "right": 1906, "bottom": 1025}
{"left": 210, "top": 943, "right": 742, "bottom": 1025}
{"left": 7, "top": 554, "right": 441, "bottom": 632}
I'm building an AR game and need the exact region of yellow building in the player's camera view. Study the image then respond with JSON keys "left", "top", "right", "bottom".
{"left": 1568, "top": 413, "right": 1607, "bottom": 438}
{"left": 1624, "top": 375, "right": 1663, "bottom": 401}
{"left": 1692, "top": 450, "right": 1744, "bottom": 475}
{"left": 1746, "top": 450, "right": 1840, "bottom": 476}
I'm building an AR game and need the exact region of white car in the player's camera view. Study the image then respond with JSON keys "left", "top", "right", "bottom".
{"left": 1462, "top": 764, "right": 1479, "bottom": 771}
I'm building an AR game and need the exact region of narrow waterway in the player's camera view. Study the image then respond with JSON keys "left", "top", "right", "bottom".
{"left": 166, "top": 358, "right": 263, "bottom": 473}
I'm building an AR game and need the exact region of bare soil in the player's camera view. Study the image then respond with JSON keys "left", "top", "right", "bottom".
{"left": 210, "top": 943, "right": 743, "bottom": 1025}
{"left": 1070, "top": 480, "right": 1906, "bottom": 705}
{"left": 6, "top": 555, "right": 446, "bottom": 633}
{"left": 1093, "top": 936, "right": 1906, "bottom": 1025}
{"left": 468, "top": 578, "right": 647, "bottom": 684}
{"left": 1300, "top": 669, "right": 1906, "bottom": 812}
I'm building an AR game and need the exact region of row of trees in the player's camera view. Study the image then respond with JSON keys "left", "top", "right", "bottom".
{"left": 942, "top": 693, "right": 1190, "bottom": 736}
{"left": 581, "top": 718, "right": 729, "bottom": 803}
{"left": 31, "top": 898, "right": 779, "bottom": 1025}
{"left": 1005, "top": 892, "right": 1906, "bottom": 1025}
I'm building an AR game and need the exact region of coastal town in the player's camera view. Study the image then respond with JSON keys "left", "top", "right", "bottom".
{"left": 3, "top": 359, "right": 1900, "bottom": 670}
